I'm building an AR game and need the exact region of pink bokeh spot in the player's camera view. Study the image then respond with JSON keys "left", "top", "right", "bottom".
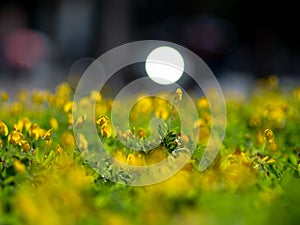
{"left": 5, "top": 28, "right": 46, "bottom": 70}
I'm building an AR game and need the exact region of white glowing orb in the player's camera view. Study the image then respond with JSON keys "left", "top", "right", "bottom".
{"left": 145, "top": 46, "right": 184, "bottom": 85}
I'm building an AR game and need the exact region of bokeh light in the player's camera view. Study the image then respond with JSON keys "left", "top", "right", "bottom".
{"left": 145, "top": 46, "right": 185, "bottom": 85}
{"left": 4, "top": 28, "right": 47, "bottom": 70}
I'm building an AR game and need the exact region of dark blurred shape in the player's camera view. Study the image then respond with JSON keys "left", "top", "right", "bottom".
{"left": 0, "top": 4, "right": 27, "bottom": 69}
{"left": 5, "top": 28, "right": 47, "bottom": 69}
{"left": 0, "top": 0, "right": 300, "bottom": 92}
{"left": 56, "top": 0, "right": 94, "bottom": 63}
{"left": 184, "top": 15, "right": 238, "bottom": 59}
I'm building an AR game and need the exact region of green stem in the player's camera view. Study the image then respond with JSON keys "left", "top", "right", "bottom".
{"left": 168, "top": 95, "right": 177, "bottom": 132}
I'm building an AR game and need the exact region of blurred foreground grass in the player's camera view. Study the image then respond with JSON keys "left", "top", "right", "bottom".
{"left": 0, "top": 76, "right": 300, "bottom": 225}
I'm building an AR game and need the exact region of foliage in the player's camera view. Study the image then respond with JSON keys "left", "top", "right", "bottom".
{"left": 0, "top": 77, "right": 300, "bottom": 225}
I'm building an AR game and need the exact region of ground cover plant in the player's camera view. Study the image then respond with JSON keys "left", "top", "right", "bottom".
{"left": 0, "top": 76, "right": 300, "bottom": 225}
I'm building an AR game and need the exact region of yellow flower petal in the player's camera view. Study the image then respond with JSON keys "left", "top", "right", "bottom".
{"left": 0, "top": 120, "right": 9, "bottom": 136}
{"left": 176, "top": 88, "right": 182, "bottom": 101}
{"left": 43, "top": 129, "right": 53, "bottom": 140}
{"left": 49, "top": 118, "right": 59, "bottom": 130}
{"left": 264, "top": 129, "right": 275, "bottom": 143}
{"left": 8, "top": 130, "right": 24, "bottom": 146}
{"left": 74, "top": 115, "right": 86, "bottom": 129}
{"left": 96, "top": 115, "right": 108, "bottom": 128}
{"left": 14, "top": 159, "right": 26, "bottom": 173}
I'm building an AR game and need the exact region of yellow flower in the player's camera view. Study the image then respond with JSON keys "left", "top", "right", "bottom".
{"left": 8, "top": 129, "right": 24, "bottom": 146}
{"left": 113, "top": 149, "right": 127, "bottom": 163}
{"left": 56, "top": 82, "right": 71, "bottom": 97}
{"left": 264, "top": 129, "right": 275, "bottom": 143}
{"left": 155, "top": 107, "right": 169, "bottom": 120}
{"left": 267, "top": 75, "right": 279, "bottom": 87}
{"left": 96, "top": 116, "right": 112, "bottom": 138}
{"left": 32, "top": 90, "right": 44, "bottom": 105}
{"left": 29, "top": 124, "right": 43, "bottom": 140}
{"left": 269, "top": 142, "right": 278, "bottom": 152}
{"left": 220, "top": 152, "right": 257, "bottom": 189}
{"left": 64, "top": 101, "right": 74, "bottom": 113}
{"left": 9, "top": 102, "right": 23, "bottom": 116}
{"left": 90, "top": 90, "right": 101, "bottom": 102}
{"left": 43, "top": 129, "right": 53, "bottom": 140}
{"left": 14, "top": 159, "right": 26, "bottom": 173}
{"left": 20, "top": 140, "right": 31, "bottom": 152}
{"left": 127, "top": 153, "right": 145, "bottom": 166}
{"left": 101, "top": 125, "right": 112, "bottom": 138}
{"left": 144, "top": 147, "right": 168, "bottom": 165}
{"left": 122, "top": 130, "right": 133, "bottom": 139}
{"left": 249, "top": 115, "right": 261, "bottom": 128}
{"left": 60, "top": 132, "right": 75, "bottom": 149}
{"left": 78, "top": 133, "right": 88, "bottom": 150}
{"left": 96, "top": 115, "right": 108, "bottom": 128}
{"left": 56, "top": 144, "right": 63, "bottom": 154}
{"left": 74, "top": 115, "right": 86, "bottom": 129}
{"left": 16, "top": 117, "right": 32, "bottom": 132}
{"left": 263, "top": 156, "right": 276, "bottom": 164}
{"left": 176, "top": 88, "right": 182, "bottom": 101}
{"left": 67, "top": 113, "right": 73, "bottom": 126}
{"left": 17, "top": 89, "right": 27, "bottom": 102}
{"left": 135, "top": 97, "right": 153, "bottom": 114}
{"left": 294, "top": 87, "right": 300, "bottom": 100}
{"left": 137, "top": 128, "right": 147, "bottom": 139}
{"left": 49, "top": 118, "right": 59, "bottom": 130}
{"left": 0, "top": 120, "right": 8, "bottom": 136}
{"left": 0, "top": 91, "right": 9, "bottom": 101}
{"left": 198, "top": 97, "right": 209, "bottom": 109}
{"left": 79, "top": 97, "right": 90, "bottom": 108}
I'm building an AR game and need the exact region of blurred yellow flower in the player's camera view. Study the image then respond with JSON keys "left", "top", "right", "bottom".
{"left": 113, "top": 149, "right": 127, "bottom": 163}
{"left": 155, "top": 107, "right": 169, "bottom": 120}
{"left": 43, "top": 129, "right": 53, "bottom": 140}
{"left": 96, "top": 115, "right": 108, "bottom": 128}
{"left": 101, "top": 125, "right": 112, "bottom": 138}
{"left": 137, "top": 127, "right": 147, "bottom": 139}
{"left": 60, "top": 132, "right": 76, "bottom": 150}
{"left": 0, "top": 120, "right": 8, "bottom": 136}
{"left": 144, "top": 147, "right": 168, "bottom": 165}
{"left": 79, "top": 97, "right": 90, "bottom": 108}
{"left": 49, "top": 118, "right": 59, "bottom": 130}
{"left": 220, "top": 151, "right": 257, "bottom": 189}
{"left": 8, "top": 129, "right": 24, "bottom": 146}
{"left": 249, "top": 115, "right": 261, "bottom": 128}
{"left": 16, "top": 117, "right": 32, "bottom": 132}
{"left": 198, "top": 97, "right": 209, "bottom": 109}
{"left": 0, "top": 91, "right": 8, "bottom": 101}
{"left": 32, "top": 90, "right": 44, "bottom": 105}
{"left": 78, "top": 133, "right": 88, "bottom": 151}
{"left": 20, "top": 140, "right": 31, "bottom": 152}
{"left": 67, "top": 113, "right": 73, "bottom": 126}
{"left": 9, "top": 102, "right": 23, "bottom": 116}
{"left": 176, "top": 88, "right": 182, "bottom": 101}
{"left": 74, "top": 115, "right": 86, "bottom": 129}
{"left": 29, "top": 123, "right": 44, "bottom": 141}
{"left": 264, "top": 129, "right": 275, "bottom": 143}
{"left": 56, "top": 144, "right": 63, "bottom": 154}
{"left": 56, "top": 82, "right": 71, "bottom": 97}
{"left": 127, "top": 153, "right": 145, "bottom": 166}
{"left": 64, "top": 101, "right": 74, "bottom": 113}
{"left": 90, "top": 90, "right": 101, "bottom": 102}
{"left": 17, "top": 89, "right": 27, "bottom": 102}
{"left": 14, "top": 159, "right": 26, "bottom": 173}
{"left": 96, "top": 116, "right": 112, "bottom": 138}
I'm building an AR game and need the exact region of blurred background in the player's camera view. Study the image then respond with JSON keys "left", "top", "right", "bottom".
{"left": 0, "top": 0, "right": 299, "bottom": 95}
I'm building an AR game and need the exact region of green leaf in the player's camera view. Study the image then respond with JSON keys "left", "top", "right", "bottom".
{"left": 42, "top": 150, "right": 55, "bottom": 167}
